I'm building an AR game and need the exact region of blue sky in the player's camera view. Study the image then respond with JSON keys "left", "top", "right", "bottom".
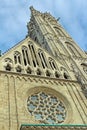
{"left": 0, "top": 0, "right": 87, "bottom": 53}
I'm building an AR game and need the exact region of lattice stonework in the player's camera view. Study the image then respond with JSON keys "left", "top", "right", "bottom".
{"left": 27, "top": 92, "right": 66, "bottom": 124}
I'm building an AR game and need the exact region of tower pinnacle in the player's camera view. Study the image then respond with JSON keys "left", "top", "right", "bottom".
{"left": 30, "top": 6, "right": 34, "bottom": 11}
{"left": 29, "top": 6, "right": 41, "bottom": 16}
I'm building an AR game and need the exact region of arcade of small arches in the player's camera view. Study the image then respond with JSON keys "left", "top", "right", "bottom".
{"left": 4, "top": 42, "right": 70, "bottom": 80}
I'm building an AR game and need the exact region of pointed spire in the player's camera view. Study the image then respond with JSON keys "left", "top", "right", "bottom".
{"left": 29, "top": 6, "right": 41, "bottom": 16}
{"left": 30, "top": 6, "right": 34, "bottom": 12}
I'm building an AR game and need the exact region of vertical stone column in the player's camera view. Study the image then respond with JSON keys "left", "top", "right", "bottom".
{"left": 0, "top": 74, "right": 9, "bottom": 130}
{"left": 66, "top": 83, "right": 87, "bottom": 124}
{"left": 9, "top": 76, "right": 18, "bottom": 130}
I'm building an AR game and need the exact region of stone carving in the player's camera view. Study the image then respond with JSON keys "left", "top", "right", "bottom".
{"left": 71, "top": 63, "right": 87, "bottom": 98}
{"left": 27, "top": 92, "right": 66, "bottom": 124}
{"left": 4, "top": 58, "right": 13, "bottom": 71}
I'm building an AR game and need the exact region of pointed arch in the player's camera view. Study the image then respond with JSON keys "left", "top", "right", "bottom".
{"left": 4, "top": 58, "right": 13, "bottom": 63}
{"left": 22, "top": 46, "right": 30, "bottom": 66}
{"left": 48, "top": 57, "right": 58, "bottom": 70}
{"left": 54, "top": 26, "right": 66, "bottom": 37}
{"left": 14, "top": 51, "right": 21, "bottom": 64}
{"left": 28, "top": 42, "right": 39, "bottom": 67}
{"left": 38, "top": 49, "right": 48, "bottom": 69}
{"left": 66, "top": 42, "right": 82, "bottom": 57}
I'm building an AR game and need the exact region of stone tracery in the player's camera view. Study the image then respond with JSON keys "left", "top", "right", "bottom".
{"left": 27, "top": 92, "right": 66, "bottom": 124}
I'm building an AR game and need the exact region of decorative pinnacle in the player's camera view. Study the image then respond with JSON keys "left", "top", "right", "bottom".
{"left": 57, "top": 17, "right": 60, "bottom": 21}
{"left": 29, "top": 6, "right": 37, "bottom": 14}
{"left": 29, "top": 6, "right": 41, "bottom": 15}
{"left": 30, "top": 6, "right": 34, "bottom": 11}
{"left": 30, "top": 6, "right": 37, "bottom": 13}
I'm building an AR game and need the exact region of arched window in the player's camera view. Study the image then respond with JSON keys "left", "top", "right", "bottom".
{"left": 5, "top": 58, "right": 13, "bottom": 63}
{"left": 28, "top": 43, "right": 39, "bottom": 67}
{"left": 54, "top": 27, "right": 66, "bottom": 37}
{"left": 14, "top": 51, "right": 21, "bottom": 64}
{"left": 22, "top": 46, "right": 30, "bottom": 66}
{"left": 68, "top": 45, "right": 75, "bottom": 55}
{"left": 66, "top": 42, "right": 81, "bottom": 57}
{"left": 49, "top": 58, "right": 57, "bottom": 70}
{"left": 27, "top": 91, "right": 66, "bottom": 124}
{"left": 34, "top": 36, "right": 38, "bottom": 43}
{"left": 38, "top": 50, "right": 48, "bottom": 69}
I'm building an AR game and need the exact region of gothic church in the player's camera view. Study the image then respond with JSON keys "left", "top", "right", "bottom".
{"left": 0, "top": 6, "right": 87, "bottom": 130}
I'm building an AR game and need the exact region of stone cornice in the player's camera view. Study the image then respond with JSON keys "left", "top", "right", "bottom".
{"left": 0, "top": 70, "right": 78, "bottom": 83}
{"left": 20, "top": 124, "right": 87, "bottom": 130}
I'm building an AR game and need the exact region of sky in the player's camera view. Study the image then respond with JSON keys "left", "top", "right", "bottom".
{"left": 0, "top": 0, "right": 87, "bottom": 53}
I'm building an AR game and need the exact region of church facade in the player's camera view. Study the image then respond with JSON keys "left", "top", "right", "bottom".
{"left": 0, "top": 7, "right": 87, "bottom": 130}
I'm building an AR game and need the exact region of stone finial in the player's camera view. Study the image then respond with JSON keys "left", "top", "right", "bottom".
{"left": 30, "top": 6, "right": 41, "bottom": 16}
{"left": 30, "top": 6, "right": 34, "bottom": 11}
{"left": 30, "top": 6, "right": 37, "bottom": 13}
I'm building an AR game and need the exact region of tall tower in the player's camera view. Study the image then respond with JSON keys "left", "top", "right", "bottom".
{"left": 0, "top": 7, "right": 87, "bottom": 130}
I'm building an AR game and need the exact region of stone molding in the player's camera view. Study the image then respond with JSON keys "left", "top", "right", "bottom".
{"left": 20, "top": 124, "right": 87, "bottom": 130}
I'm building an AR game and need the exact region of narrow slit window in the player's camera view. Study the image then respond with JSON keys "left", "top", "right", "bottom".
{"left": 14, "top": 55, "right": 17, "bottom": 64}
{"left": 28, "top": 44, "right": 38, "bottom": 67}
{"left": 22, "top": 49, "right": 27, "bottom": 66}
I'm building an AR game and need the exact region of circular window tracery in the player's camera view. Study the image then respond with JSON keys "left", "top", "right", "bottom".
{"left": 27, "top": 92, "right": 66, "bottom": 124}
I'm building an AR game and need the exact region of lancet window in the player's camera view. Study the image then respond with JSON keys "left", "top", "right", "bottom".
{"left": 22, "top": 46, "right": 30, "bottom": 66}
{"left": 14, "top": 51, "right": 21, "bottom": 64}
{"left": 49, "top": 58, "right": 57, "bottom": 70}
{"left": 66, "top": 42, "right": 81, "bottom": 57}
{"left": 38, "top": 50, "right": 48, "bottom": 69}
{"left": 28, "top": 43, "right": 39, "bottom": 67}
{"left": 54, "top": 27, "right": 66, "bottom": 37}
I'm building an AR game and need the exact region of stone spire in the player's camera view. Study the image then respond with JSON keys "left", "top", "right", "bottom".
{"left": 30, "top": 6, "right": 41, "bottom": 16}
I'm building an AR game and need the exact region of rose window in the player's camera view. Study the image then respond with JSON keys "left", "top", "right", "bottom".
{"left": 27, "top": 92, "right": 66, "bottom": 124}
